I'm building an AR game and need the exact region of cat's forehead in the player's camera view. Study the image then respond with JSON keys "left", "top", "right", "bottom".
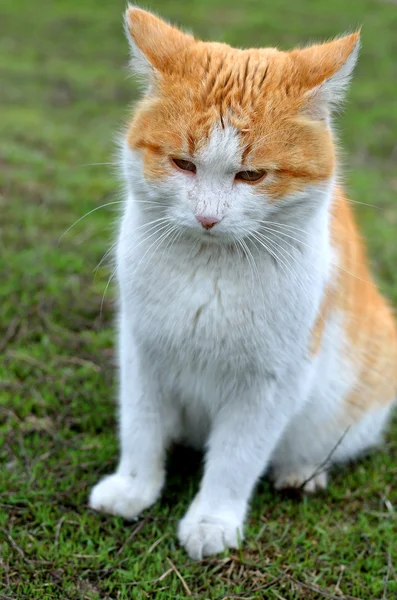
{"left": 129, "top": 46, "right": 309, "bottom": 170}
{"left": 142, "top": 45, "right": 302, "bottom": 163}
{"left": 189, "top": 43, "right": 279, "bottom": 79}
{"left": 171, "top": 44, "right": 291, "bottom": 111}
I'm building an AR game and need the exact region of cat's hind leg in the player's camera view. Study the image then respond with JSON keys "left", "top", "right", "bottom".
{"left": 270, "top": 397, "right": 394, "bottom": 493}
{"left": 273, "top": 465, "right": 328, "bottom": 493}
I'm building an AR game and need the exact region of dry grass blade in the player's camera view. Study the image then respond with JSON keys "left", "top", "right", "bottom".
{"left": 0, "top": 528, "right": 33, "bottom": 566}
{"left": 220, "top": 569, "right": 290, "bottom": 600}
{"left": 300, "top": 427, "right": 351, "bottom": 490}
{"left": 334, "top": 565, "right": 346, "bottom": 596}
{"left": 287, "top": 575, "right": 362, "bottom": 600}
{"left": 166, "top": 557, "right": 192, "bottom": 596}
{"left": 54, "top": 516, "right": 66, "bottom": 549}
{"left": 382, "top": 552, "right": 393, "bottom": 599}
{"left": 272, "top": 591, "right": 288, "bottom": 600}
{"left": 147, "top": 532, "right": 170, "bottom": 553}
{"left": 390, "top": 555, "right": 397, "bottom": 583}
{"left": 156, "top": 567, "right": 173, "bottom": 582}
{"left": 0, "top": 317, "right": 20, "bottom": 353}
{"left": 116, "top": 518, "right": 148, "bottom": 557}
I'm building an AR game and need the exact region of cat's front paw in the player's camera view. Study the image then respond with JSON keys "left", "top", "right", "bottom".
{"left": 178, "top": 508, "right": 242, "bottom": 560}
{"left": 89, "top": 472, "right": 163, "bottom": 520}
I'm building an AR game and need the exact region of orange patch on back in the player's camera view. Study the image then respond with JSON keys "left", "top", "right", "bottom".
{"left": 310, "top": 285, "right": 334, "bottom": 357}
{"left": 310, "top": 188, "right": 397, "bottom": 419}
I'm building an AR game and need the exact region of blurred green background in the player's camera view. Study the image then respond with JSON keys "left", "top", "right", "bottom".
{"left": 1, "top": 1, "right": 396, "bottom": 598}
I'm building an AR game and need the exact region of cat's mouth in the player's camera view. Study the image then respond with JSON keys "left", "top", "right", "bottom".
{"left": 191, "top": 225, "right": 235, "bottom": 245}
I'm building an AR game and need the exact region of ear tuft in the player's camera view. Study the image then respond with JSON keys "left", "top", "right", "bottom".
{"left": 124, "top": 6, "right": 155, "bottom": 81}
{"left": 124, "top": 5, "right": 195, "bottom": 87}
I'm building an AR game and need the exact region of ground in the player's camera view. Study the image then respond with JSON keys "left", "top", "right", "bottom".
{"left": 1, "top": 0, "right": 396, "bottom": 598}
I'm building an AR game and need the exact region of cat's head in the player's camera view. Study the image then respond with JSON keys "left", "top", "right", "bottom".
{"left": 123, "top": 6, "right": 359, "bottom": 242}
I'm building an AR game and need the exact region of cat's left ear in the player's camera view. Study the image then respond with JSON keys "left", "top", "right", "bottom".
{"left": 293, "top": 32, "right": 361, "bottom": 119}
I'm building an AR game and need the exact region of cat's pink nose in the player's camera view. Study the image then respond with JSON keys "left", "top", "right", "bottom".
{"left": 196, "top": 215, "right": 220, "bottom": 230}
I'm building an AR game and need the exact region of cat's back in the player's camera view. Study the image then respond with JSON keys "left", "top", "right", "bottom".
{"left": 313, "top": 189, "right": 397, "bottom": 416}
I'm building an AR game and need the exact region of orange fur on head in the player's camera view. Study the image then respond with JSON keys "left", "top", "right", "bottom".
{"left": 125, "top": 7, "right": 359, "bottom": 197}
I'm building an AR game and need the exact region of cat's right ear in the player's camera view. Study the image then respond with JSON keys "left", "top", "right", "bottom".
{"left": 124, "top": 5, "right": 194, "bottom": 88}
{"left": 292, "top": 32, "right": 360, "bottom": 119}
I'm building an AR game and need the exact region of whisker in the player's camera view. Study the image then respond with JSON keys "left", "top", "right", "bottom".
{"left": 233, "top": 240, "right": 243, "bottom": 259}
{"left": 251, "top": 232, "right": 313, "bottom": 304}
{"left": 59, "top": 201, "right": 126, "bottom": 242}
{"left": 133, "top": 200, "right": 162, "bottom": 205}
{"left": 290, "top": 187, "right": 382, "bottom": 211}
{"left": 333, "top": 195, "right": 382, "bottom": 210}
{"left": 156, "top": 225, "right": 182, "bottom": 261}
{"left": 76, "top": 162, "right": 117, "bottom": 168}
{"left": 94, "top": 217, "right": 170, "bottom": 273}
{"left": 137, "top": 224, "right": 177, "bottom": 275}
{"left": 239, "top": 237, "right": 266, "bottom": 302}
{"left": 124, "top": 221, "right": 174, "bottom": 262}
{"left": 257, "top": 220, "right": 316, "bottom": 239}
{"left": 102, "top": 222, "right": 175, "bottom": 308}
{"left": 249, "top": 232, "right": 294, "bottom": 283}
{"left": 254, "top": 231, "right": 314, "bottom": 301}
{"left": 187, "top": 239, "right": 201, "bottom": 260}
{"left": 162, "top": 227, "right": 183, "bottom": 260}
{"left": 259, "top": 224, "right": 317, "bottom": 252}
{"left": 259, "top": 224, "right": 372, "bottom": 284}
{"left": 238, "top": 238, "right": 255, "bottom": 285}
{"left": 100, "top": 266, "right": 117, "bottom": 318}
{"left": 95, "top": 241, "right": 118, "bottom": 275}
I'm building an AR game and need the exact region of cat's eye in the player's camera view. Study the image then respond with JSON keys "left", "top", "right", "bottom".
{"left": 171, "top": 158, "right": 197, "bottom": 174}
{"left": 235, "top": 169, "right": 267, "bottom": 184}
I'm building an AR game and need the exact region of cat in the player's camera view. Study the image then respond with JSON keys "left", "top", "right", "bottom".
{"left": 89, "top": 6, "right": 397, "bottom": 560}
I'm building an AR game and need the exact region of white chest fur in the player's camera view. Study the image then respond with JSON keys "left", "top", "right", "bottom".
{"left": 117, "top": 204, "right": 329, "bottom": 396}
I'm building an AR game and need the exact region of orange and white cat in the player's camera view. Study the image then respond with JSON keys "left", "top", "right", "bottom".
{"left": 89, "top": 6, "right": 397, "bottom": 559}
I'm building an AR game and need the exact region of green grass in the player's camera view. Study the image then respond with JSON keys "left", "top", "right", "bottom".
{"left": 1, "top": 0, "right": 396, "bottom": 598}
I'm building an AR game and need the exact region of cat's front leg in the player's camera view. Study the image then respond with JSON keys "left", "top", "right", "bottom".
{"left": 89, "top": 324, "right": 168, "bottom": 520}
{"left": 178, "top": 382, "right": 291, "bottom": 559}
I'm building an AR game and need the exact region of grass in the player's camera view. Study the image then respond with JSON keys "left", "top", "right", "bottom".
{"left": 1, "top": 0, "right": 396, "bottom": 598}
